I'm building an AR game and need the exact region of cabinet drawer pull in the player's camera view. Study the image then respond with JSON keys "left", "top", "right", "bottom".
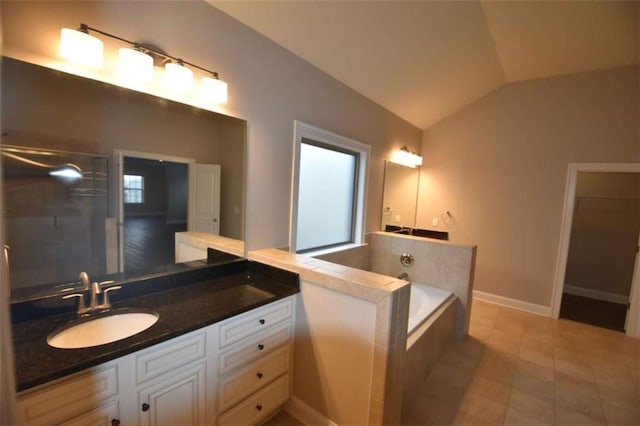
{"left": 256, "top": 372, "right": 264, "bottom": 379}
{"left": 111, "top": 419, "right": 121, "bottom": 426}
{"left": 141, "top": 403, "right": 150, "bottom": 412}
{"left": 259, "top": 319, "right": 265, "bottom": 325}
{"left": 258, "top": 344, "right": 264, "bottom": 351}
{"left": 256, "top": 404, "right": 263, "bottom": 412}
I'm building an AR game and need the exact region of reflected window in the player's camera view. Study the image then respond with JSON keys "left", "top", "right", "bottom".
{"left": 124, "top": 174, "right": 144, "bottom": 204}
{"left": 291, "top": 121, "right": 369, "bottom": 254}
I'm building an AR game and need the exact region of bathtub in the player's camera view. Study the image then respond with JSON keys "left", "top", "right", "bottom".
{"left": 408, "top": 283, "right": 454, "bottom": 335}
{"left": 403, "top": 284, "right": 457, "bottom": 420}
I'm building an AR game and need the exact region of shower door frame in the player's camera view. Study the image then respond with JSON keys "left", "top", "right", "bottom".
{"left": 551, "top": 162, "right": 640, "bottom": 338}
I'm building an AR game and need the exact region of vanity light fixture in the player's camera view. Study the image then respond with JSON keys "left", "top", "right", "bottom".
{"left": 165, "top": 60, "right": 194, "bottom": 93}
{"left": 59, "top": 27, "right": 104, "bottom": 68}
{"left": 59, "top": 24, "right": 228, "bottom": 103}
{"left": 118, "top": 46, "right": 154, "bottom": 83}
{"left": 391, "top": 147, "right": 423, "bottom": 168}
{"left": 201, "top": 74, "right": 228, "bottom": 104}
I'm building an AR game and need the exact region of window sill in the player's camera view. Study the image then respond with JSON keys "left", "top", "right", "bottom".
{"left": 302, "top": 242, "right": 368, "bottom": 258}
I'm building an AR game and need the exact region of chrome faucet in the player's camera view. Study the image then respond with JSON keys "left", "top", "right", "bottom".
{"left": 398, "top": 272, "right": 410, "bottom": 280}
{"left": 63, "top": 272, "right": 121, "bottom": 315}
{"left": 90, "top": 280, "right": 102, "bottom": 310}
{"left": 79, "top": 271, "right": 90, "bottom": 290}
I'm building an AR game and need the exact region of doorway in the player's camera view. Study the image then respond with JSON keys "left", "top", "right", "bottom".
{"left": 552, "top": 163, "right": 640, "bottom": 337}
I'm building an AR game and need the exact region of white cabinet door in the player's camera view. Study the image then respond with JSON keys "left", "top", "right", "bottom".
{"left": 17, "top": 364, "right": 118, "bottom": 425}
{"left": 189, "top": 164, "right": 221, "bottom": 234}
{"left": 137, "top": 363, "right": 207, "bottom": 426}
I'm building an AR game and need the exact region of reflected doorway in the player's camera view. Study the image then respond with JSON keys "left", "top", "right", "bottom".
{"left": 122, "top": 157, "right": 189, "bottom": 275}
{"left": 116, "top": 150, "right": 195, "bottom": 275}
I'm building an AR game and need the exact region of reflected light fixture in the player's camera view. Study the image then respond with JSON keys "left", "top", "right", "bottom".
{"left": 391, "top": 147, "right": 423, "bottom": 168}
{"left": 2, "top": 151, "right": 83, "bottom": 184}
{"left": 59, "top": 23, "right": 228, "bottom": 103}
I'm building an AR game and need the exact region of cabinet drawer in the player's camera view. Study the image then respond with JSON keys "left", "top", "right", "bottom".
{"left": 219, "top": 297, "right": 293, "bottom": 348}
{"left": 218, "top": 321, "right": 292, "bottom": 376}
{"left": 18, "top": 364, "right": 118, "bottom": 425}
{"left": 217, "top": 374, "right": 290, "bottom": 426}
{"left": 135, "top": 329, "right": 206, "bottom": 384}
{"left": 60, "top": 401, "right": 119, "bottom": 426}
{"left": 218, "top": 345, "right": 290, "bottom": 411}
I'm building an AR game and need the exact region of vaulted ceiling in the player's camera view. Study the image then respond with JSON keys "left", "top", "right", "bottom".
{"left": 208, "top": 1, "right": 639, "bottom": 129}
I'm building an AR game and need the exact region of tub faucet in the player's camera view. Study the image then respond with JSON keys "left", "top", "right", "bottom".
{"left": 398, "top": 272, "right": 409, "bottom": 280}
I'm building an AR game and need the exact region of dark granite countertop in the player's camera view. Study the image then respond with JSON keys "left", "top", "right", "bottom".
{"left": 12, "top": 260, "right": 299, "bottom": 392}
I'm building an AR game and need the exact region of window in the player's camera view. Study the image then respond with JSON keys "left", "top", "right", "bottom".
{"left": 291, "top": 121, "right": 369, "bottom": 254}
{"left": 123, "top": 174, "right": 144, "bottom": 204}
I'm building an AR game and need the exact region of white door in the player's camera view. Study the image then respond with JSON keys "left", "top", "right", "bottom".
{"left": 189, "top": 164, "right": 221, "bottom": 234}
{"left": 138, "top": 364, "right": 206, "bottom": 426}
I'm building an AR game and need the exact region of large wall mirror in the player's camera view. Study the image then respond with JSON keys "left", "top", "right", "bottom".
{"left": 1, "top": 57, "right": 246, "bottom": 299}
{"left": 380, "top": 160, "right": 419, "bottom": 230}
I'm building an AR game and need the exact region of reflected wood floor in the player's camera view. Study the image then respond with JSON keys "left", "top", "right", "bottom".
{"left": 124, "top": 216, "right": 186, "bottom": 275}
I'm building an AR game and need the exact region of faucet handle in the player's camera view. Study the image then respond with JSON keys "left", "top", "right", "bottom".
{"left": 63, "top": 293, "right": 87, "bottom": 313}
{"left": 101, "top": 285, "right": 122, "bottom": 308}
{"left": 98, "top": 280, "right": 115, "bottom": 287}
{"left": 79, "top": 272, "right": 90, "bottom": 290}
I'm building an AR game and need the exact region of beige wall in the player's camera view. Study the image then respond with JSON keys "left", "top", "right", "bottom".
{"left": 0, "top": 1, "right": 422, "bottom": 252}
{"left": 565, "top": 172, "right": 640, "bottom": 298}
{"left": 293, "top": 282, "right": 376, "bottom": 425}
{"left": 417, "top": 65, "right": 640, "bottom": 307}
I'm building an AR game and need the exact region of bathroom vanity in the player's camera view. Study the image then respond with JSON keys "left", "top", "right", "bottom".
{"left": 11, "top": 259, "right": 299, "bottom": 425}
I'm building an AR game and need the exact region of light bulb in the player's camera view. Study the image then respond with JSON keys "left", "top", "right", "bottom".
{"left": 118, "top": 48, "right": 154, "bottom": 83}
{"left": 391, "top": 149, "right": 422, "bottom": 168}
{"left": 201, "top": 76, "right": 228, "bottom": 103}
{"left": 165, "top": 62, "right": 193, "bottom": 93}
{"left": 59, "top": 28, "right": 104, "bottom": 69}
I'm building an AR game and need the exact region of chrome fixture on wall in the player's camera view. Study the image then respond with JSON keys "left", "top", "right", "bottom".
{"left": 59, "top": 23, "right": 228, "bottom": 103}
{"left": 400, "top": 252, "right": 415, "bottom": 267}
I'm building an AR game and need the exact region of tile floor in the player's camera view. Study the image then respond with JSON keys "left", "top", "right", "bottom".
{"left": 403, "top": 300, "right": 639, "bottom": 426}
{"left": 267, "top": 300, "right": 639, "bottom": 425}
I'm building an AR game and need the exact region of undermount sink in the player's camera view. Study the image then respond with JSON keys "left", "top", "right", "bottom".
{"left": 47, "top": 310, "right": 159, "bottom": 349}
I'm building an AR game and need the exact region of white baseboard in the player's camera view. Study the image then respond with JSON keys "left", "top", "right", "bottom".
{"left": 473, "top": 290, "right": 552, "bottom": 317}
{"left": 563, "top": 285, "right": 628, "bottom": 305}
{"left": 285, "top": 396, "right": 338, "bottom": 426}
